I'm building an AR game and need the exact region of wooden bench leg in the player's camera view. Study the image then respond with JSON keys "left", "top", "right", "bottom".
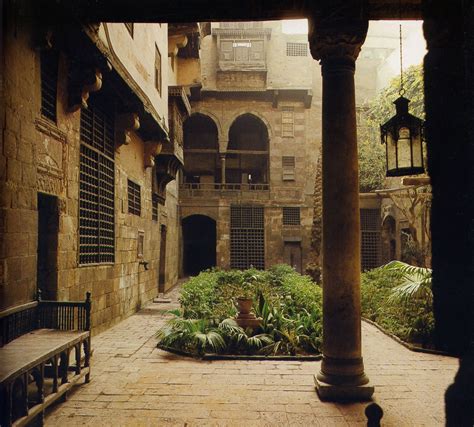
{"left": 60, "top": 349, "right": 70, "bottom": 385}
{"left": 2, "top": 381, "right": 14, "bottom": 427}
{"left": 52, "top": 354, "right": 59, "bottom": 393}
{"left": 75, "top": 343, "right": 82, "bottom": 375}
{"left": 33, "top": 364, "right": 45, "bottom": 425}
{"left": 84, "top": 337, "right": 91, "bottom": 383}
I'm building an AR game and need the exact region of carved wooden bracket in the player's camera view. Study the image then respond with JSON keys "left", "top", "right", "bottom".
{"left": 68, "top": 66, "right": 103, "bottom": 112}
{"left": 154, "top": 155, "right": 182, "bottom": 204}
{"left": 144, "top": 140, "right": 163, "bottom": 169}
{"left": 115, "top": 113, "right": 141, "bottom": 152}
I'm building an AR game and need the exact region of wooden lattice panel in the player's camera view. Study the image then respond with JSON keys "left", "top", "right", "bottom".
{"left": 40, "top": 50, "right": 59, "bottom": 122}
{"left": 360, "top": 209, "right": 381, "bottom": 271}
{"left": 230, "top": 206, "right": 265, "bottom": 270}
{"left": 283, "top": 207, "right": 300, "bottom": 225}
{"left": 128, "top": 179, "right": 141, "bottom": 216}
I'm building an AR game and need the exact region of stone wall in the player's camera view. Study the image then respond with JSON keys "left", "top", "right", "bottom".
{"left": 1, "top": 17, "right": 180, "bottom": 334}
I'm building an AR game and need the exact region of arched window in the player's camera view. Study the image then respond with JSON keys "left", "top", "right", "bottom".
{"left": 183, "top": 114, "right": 219, "bottom": 184}
{"left": 227, "top": 114, "right": 269, "bottom": 184}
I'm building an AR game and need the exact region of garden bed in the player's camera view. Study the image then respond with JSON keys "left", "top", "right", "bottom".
{"left": 156, "top": 265, "right": 323, "bottom": 357}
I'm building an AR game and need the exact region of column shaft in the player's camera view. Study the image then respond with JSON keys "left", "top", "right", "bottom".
{"left": 309, "top": 18, "right": 373, "bottom": 401}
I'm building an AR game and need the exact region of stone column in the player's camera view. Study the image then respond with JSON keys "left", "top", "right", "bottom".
{"left": 220, "top": 154, "right": 226, "bottom": 184}
{"left": 423, "top": 3, "right": 474, "bottom": 425}
{"left": 309, "top": 19, "right": 373, "bottom": 400}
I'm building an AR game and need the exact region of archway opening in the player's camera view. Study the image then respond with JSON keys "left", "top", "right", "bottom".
{"left": 227, "top": 113, "right": 269, "bottom": 185}
{"left": 182, "top": 215, "right": 217, "bottom": 275}
{"left": 183, "top": 114, "right": 220, "bottom": 185}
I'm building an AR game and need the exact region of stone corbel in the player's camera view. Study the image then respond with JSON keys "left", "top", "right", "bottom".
{"left": 168, "top": 35, "right": 188, "bottom": 57}
{"left": 68, "top": 66, "right": 103, "bottom": 112}
{"left": 144, "top": 140, "right": 163, "bottom": 169}
{"left": 115, "top": 113, "right": 140, "bottom": 152}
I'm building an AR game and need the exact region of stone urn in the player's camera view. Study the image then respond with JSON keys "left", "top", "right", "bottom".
{"left": 235, "top": 297, "right": 261, "bottom": 328}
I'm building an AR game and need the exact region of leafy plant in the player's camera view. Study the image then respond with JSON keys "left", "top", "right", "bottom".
{"left": 383, "top": 260, "right": 432, "bottom": 305}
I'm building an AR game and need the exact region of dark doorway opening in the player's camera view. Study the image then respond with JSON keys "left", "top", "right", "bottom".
{"left": 182, "top": 215, "right": 216, "bottom": 275}
{"left": 158, "top": 225, "right": 167, "bottom": 293}
{"left": 37, "top": 193, "right": 59, "bottom": 300}
{"left": 284, "top": 241, "right": 302, "bottom": 273}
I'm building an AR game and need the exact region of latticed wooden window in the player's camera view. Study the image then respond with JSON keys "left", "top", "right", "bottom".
{"left": 40, "top": 49, "right": 59, "bottom": 122}
{"left": 283, "top": 207, "right": 300, "bottom": 225}
{"left": 155, "top": 45, "right": 162, "bottom": 95}
{"left": 152, "top": 193, "right": 159, "bottom": 221}
{"left": 128, "top": 179, "right": 141, "bottom": 216}
{"left": 230, "top": 206, "right": 265, "bottom": 270}
{"left": 79, "top": 102, "right": 115, "bottom": 264}
{"left": 281, "top": 107, "right": 294, "bottom": 137}
{"left": 360, "top": 209, "right": 382, "bottom": 271}
{"left": 282, "top": 156, "right": 295, "bottom": 181}
{"left": 286, "top": 42, "right": 308, "bottom": 57}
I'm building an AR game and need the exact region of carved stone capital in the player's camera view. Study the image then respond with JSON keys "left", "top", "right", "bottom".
{"left": 115, "top": 113, "right": 140, "bottom": 152}
{"left": 309, "top": 21, "right": 368, "bottom": 71}
{"left": 144, "top": 140, "right": 163, "bottom": 169}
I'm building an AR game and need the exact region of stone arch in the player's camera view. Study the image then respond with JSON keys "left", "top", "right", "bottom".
{"left": 187, "top": 110, "right": 223, "bottom": 142}
{"left": 224, "top": 110, "right": 273, "bottom": 151}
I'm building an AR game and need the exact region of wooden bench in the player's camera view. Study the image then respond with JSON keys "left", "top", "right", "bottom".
{"left": 0, "top": 292, "right": 91, "bottom": 427}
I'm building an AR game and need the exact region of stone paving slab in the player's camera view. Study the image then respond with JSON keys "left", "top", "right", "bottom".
{"left": 45, "top": 285, "right": 458, "bottom": 426}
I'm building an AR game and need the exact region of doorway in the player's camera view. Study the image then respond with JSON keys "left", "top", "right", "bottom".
{"left": 37, "top": 193, "right": 59, "bottom": 300}
{"left": 182, "top": 215, "right": 216, "bottom": 275}
{"left": 158, "top": 225, "right": 167, "bottom": 293}
{"left": 284, "top": 241, "right": 302, "bottom": 273}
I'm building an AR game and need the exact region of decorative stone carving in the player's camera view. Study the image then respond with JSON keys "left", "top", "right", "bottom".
{"left": 115, "top": 113, "right": 140, "bottom": 152}
{"left": 308, "top": 21, "right": 368, "bottom": 68}
{"left": 144, "top": 140, "right": 163, "bottom": 169}
{"left": 68, "top": 65, "right": 103, "bottom": 112}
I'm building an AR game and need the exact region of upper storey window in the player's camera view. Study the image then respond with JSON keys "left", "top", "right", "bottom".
{"left": 220, "top": 39, "right": 265, "bottom": 63}
{"left": 213, "top": 22, "right": 271, "bottom": 72}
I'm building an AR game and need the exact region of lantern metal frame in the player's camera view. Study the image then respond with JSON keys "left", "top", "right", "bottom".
{"left": 380, "top": 96, "right": 425, "bottom": 177}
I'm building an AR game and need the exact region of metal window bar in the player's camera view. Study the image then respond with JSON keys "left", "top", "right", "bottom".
{"left": 230, "top": 206, "right": 265, "bottom": 269}
{"left": 128, "top": 179, "right": 141, "bottom": 216}
{"left": 40, "top": 49, "right": 59, "bottom": 122}
{"left": 283, "top": 207, "right": 300, "bottom": 225}
{"left": 286, "top": 42, "right": 308, "bottom": 57}
{"left": 152, "top": 193, "right": 159, "bottom": 221}
{"left": 360, "top": 209, "right": 382, "bottom": 271}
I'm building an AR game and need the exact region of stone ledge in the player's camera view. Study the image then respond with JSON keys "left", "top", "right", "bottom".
{"left": 35, "top": 116, "right": 68, "bottom": 143}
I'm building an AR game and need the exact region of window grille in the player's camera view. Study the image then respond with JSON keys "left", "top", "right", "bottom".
{"left": 286, "top": 42, "right": 308, "bottom": 57}
{"left": 230, "top": 206, "right": 265, "bottom": 270}
{"left": 360, "top": 209, "right": 381, "bottom": 271}
{"left": 79, "top": 145, "right": 115, "bottom": 264}
{"left": 283, "top": 207, "right": 300, "bottom": 225}
{"left": 40, "top": 49, "right": 59, "bottom": 122}
{"left": 128, "top": 179, "right": 141, "bottom": 216}
{"left": 152, "top": 193, "right": 159, "bottom": 221}
{"left": 80, "top": 102, "right": 115, "bottom": 159}
{"left": 124, "top": 23, "right": 134, "bottom": 37}
{"left": 281, "top": 107, "right": 294, "bottom": 137}
{"left": 155, "top": 45, "right": 162, "bottom": 95}
{"left": 282, "top": 156, "right": 295, "bottom": 181}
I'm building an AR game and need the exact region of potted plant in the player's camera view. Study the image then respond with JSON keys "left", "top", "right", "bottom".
{"left": 234, "top": 274, "right": 261, "bottom": 328}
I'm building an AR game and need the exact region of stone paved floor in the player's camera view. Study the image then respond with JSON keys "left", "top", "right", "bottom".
{"left": 46, "top": 284, "right": 458, "bottom": 426}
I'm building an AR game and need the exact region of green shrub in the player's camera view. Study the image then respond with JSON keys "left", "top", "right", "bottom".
{"left": 159, "top": 265, "right": 323, "bottom": 356}
{"left": 361, "top": 265, "right": 434, "bottom": 346}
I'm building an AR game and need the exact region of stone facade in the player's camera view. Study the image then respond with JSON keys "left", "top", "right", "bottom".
{"left": 0, "top": 13, "right": 200, "bottom": 332}
{"left": 180, "top": 21, "right": 321, "bottom": 274}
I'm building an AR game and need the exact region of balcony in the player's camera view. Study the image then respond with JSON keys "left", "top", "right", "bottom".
{"left": 179, "top": 182, "right": 270, "bottom": 200}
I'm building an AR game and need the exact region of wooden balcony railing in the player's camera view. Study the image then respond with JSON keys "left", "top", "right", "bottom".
{"left": 180, "top": 182, "right": 270, "bottom": 199}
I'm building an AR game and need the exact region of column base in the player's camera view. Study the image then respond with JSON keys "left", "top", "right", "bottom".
{"left": 315, "top": 375, "right": 374, "bottom": 401}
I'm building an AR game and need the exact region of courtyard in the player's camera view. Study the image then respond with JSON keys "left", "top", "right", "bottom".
{"left": 45, "top": 284, "right": 458, "bottom": 426}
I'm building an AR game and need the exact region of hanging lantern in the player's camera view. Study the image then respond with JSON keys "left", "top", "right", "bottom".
{"left": 380, "top": 96, "right": 425, "bottom": 177}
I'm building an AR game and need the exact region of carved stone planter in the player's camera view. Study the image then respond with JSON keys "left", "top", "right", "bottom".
{"left": 235, "top": 297, "right": 261, "bottom": 328}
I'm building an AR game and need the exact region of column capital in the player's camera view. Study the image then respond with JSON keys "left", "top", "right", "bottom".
{"left": 309, "top": 20, "right": 368, "bottom": 69}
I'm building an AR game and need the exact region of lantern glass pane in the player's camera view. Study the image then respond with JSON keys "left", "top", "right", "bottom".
{"left": 386, "top": 131, "right": 397, "bottom": 171}
{"left": 411, "top": 133, "right": 423, "bottom": 168}
{"left": 398, "top": 127, "right": 412, "bottom": 169}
